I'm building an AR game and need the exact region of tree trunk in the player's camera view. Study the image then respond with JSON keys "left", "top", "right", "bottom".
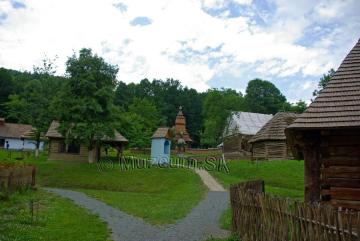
{"left": 88, "top": 149, "right": 94, "bottom": 163}
{"left": 96, "top": 145, "right": 101, "bottom": 163}
{"left": 35, "top": 138, "right": 40, "bottom": 158}
{"left": 304, "top": 142, "right": 321, "bottom": 203}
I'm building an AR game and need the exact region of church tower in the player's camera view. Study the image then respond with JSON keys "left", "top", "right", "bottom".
{"left": 174, "top": 106, "right": 192, "bottom": 145}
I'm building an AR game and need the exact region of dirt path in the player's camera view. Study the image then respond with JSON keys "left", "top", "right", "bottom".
{"left": 194, "top": 168, "right": 226, "bottom": 192}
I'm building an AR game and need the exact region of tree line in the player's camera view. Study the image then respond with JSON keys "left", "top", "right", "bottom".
{"left": 0, "top": 48, "right": 330, "bottom": 150}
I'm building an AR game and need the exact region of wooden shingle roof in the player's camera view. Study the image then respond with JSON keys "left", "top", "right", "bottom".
{"left": 173, "top": 106, "right": 192, "bottom": 142}
{"left": 46, "top": 121, "right": 128, "bottom": 142}
{"left": 249, "top": 112, "right": 298, "bottom": 143}
{"left": 151, "top": 127, "right": 171, "bottom": 139}
{"left": 288, "top": 39, "right": 360, "bottom": 129}
{"left": 0, "top": 119, "right": 34, "bottom": 139}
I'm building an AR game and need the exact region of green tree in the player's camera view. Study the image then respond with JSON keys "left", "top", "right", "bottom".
{"left": 114, "top": 78, "right": 204, "bottom": 147}
{"left": 201, "top": 89, "right": 245, "bottom": 147}
{"left": 288, "top": 100, "right": 307, "bottom": 113}
{"left": 4, "top": 59, "right": 63, "bottom": 157}
{"left": 313, "top": 68, "right": 335, "bottom": 97}
{"left": 118, "top": 98, "right": 164, "bottom": 148}
{"left": 54, "top": 48, "right": 118, "bottom": 163}
{"left": 0, "top": 68, "right": 14, "bottom": 117}
{"left": 244, "top": 78, "right": 287, "bottom": 114}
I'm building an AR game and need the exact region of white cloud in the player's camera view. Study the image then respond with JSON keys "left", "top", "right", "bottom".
{"left": 0, "top": 0, "right": 359, "bottom": 100}
{"left": 201, "top": 0, "right": 225, "bottom": 9}
{"left": 233, "top": 0, "right": 253, "bottom": 5}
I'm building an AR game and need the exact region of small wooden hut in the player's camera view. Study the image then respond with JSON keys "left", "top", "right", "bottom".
{"left": 249, "top": 112, "right": 298, "bottom": 161}
{"left": 46, "top": 121, "right": 128, "bottom": 162}
{"left": 286, "top": 39, "right": 360, "bottom": 209}
{"left": 223, "top": 112, "right": 272, "bottom": 159}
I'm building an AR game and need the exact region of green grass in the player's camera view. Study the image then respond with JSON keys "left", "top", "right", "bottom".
{"left": 219, "top": 207, "right": 231, "bottom": 229}
{"left": 209, "top": 159, "right": 304, "bottom": 231}
{"left": 1, "top": 150, "right": 206, "bottom": 225}
{"left": 206, "top": 235, "right": 240, "bottom": 241}
{"left": 210, "top": 160, "right": 304, "bottom": 199}
{"left": 0, "top": 189, "right": 110, "bottom": 241}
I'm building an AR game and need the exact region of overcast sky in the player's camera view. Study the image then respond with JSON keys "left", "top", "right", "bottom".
{"left": 0, "top": 0, "right": 359, "bottom": 102}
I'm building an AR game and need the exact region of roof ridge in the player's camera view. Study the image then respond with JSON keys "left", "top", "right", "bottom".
{"left": 288, "top": 38, "right": 360, "bottom": 129}
{"left": 249, "top": 112, "right": 298, "bottom": 143}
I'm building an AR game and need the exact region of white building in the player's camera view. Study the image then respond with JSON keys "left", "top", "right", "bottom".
{"left": 0, "top": 118, "right": 44, "bottom": 151}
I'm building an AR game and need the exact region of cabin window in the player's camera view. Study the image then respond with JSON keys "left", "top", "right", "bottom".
{"left": 0, "top": 139, "right": 4, "bottom": 148}
{"left": 67, "top": 143, "right": 80, "bottom": 154}
{"left": 164, "top": 140, "right": 170, "bottom": 154}
{"left": 59, "top": 141, "right": 80, "bottom": 154}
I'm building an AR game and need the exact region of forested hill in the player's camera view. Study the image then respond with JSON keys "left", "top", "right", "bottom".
{"left": 0, "top": 63, "right": 307, "bottom": 148}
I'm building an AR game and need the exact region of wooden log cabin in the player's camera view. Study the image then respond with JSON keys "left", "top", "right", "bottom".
{"left": 286, "top": 39, "right": 360, "bottom": 210}
{"left": 46, "top": 121, "right": 128, "bottom": 162}
{"left": 223, "top": 112, "right": 272, "bottom": 159}
{"left": 249, "top": 112, "right": 298, "bottom": 161}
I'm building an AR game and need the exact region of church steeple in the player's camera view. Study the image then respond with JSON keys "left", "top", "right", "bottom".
{"left": 174, "top": 106, "right": 192, "bottom": 143}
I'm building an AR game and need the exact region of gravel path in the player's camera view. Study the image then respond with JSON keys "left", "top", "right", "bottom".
{"left": 45, "top": 188, "right": 229, "bottom": 241}
{"left": 194, "top": 169, "right": 226, "bottom": 192}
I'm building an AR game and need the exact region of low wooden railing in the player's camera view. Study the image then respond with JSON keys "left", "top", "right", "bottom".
{"left": 0, "top": 164, "right": 36, "bottom": 194}
{"left": 230, "top": 181, "right": 359, "bottom": 241}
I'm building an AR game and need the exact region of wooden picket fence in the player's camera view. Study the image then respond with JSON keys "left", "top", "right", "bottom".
{"left": 0, "top": 164, "right": 36, "bottom": 193}
{"left": 230, "top": 181, "right": 360, "bottom": 241}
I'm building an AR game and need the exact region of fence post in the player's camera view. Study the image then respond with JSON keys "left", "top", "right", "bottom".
{"left": 229, "top": 180, "right": 360, "bottom": 241}
{"left": 31, "top": 166, "right": 36, "bottom": 187}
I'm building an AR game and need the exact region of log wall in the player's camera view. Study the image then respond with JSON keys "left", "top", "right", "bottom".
{"left": 252, "top": 140, "right": 293, "bottom": 161}
{"left": 320, "top": 129, "right": 360, "bottom": 210}
{"left": 223, "top": 134, "right": 243, "bottom": 153}
{"left": 48, "top": 138, "right": 89, "bottom": 162}
{"left": 223, "top": 134, "right": 252, "bottom": 153}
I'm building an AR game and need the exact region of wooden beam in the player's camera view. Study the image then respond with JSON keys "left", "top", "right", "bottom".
{"left": 326, "top": 178, "right": 360, "bottom": 188}
{"left": 304, "top": 140, "right": 321, "bottom": 203}
{"left": 330, "top": 187, "right": 360, "bottom": 201}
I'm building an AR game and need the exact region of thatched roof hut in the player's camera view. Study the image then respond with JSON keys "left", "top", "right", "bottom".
{"left": 286, "top": 39, "right": 360, "bottom": 209}
{"left": 249, "top": 112, "right": 298, "bottom": 161}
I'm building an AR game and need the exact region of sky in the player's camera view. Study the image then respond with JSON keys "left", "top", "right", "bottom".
{"left": 0, "top": 0, "right": 359, "bottom": 103}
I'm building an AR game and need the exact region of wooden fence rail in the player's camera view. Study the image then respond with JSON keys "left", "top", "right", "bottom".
{"left": 0, "top": 164, "right": 36, "bottom": 193}
{"left": 230, "top": 181, "right": 360, "bottom": 241}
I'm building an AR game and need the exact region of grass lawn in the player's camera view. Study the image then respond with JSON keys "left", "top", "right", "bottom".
{"left": 209, "top": 159, "right": 304, "bottom": 230}
{"left": 206, "top": 236, "right": 240, "bottom": 241}
{"left": 1, "top": 150, "right": 206, "bottom": 226}
{"left": 210, "top": 160, "right": 304, "bottom": 199}
{"left": 0, "top": 189, "right": 110, "bottom": 241}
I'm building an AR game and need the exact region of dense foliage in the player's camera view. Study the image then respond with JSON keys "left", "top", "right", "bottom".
{"left": 0, "top": 48, "right": 319, "bottom": 148}
{"left": 312, "top": 68, "right": 336, "bottom": 98}
{"left": 201, "top": 89, "right": 244, "bottom": 147}
{"left": 244, "top": 78, "right": 287, "bottom": 114}
{"left": 53, "top": 49, "right": 119, "bottom": 162}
